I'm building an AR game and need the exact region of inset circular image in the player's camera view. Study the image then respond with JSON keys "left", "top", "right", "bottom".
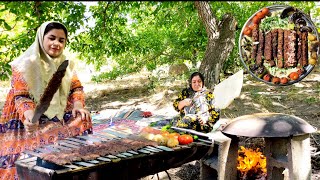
{"left": 239, "top": 5, "right": 319, "bottom": 86}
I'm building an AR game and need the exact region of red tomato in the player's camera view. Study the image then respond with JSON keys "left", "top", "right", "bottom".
{"left": 263, "top": 74, "right": 271, "bottom": 82}
{"left": 256, "top": 12, "right": 265, "bottom": 19}
{"left": 252, "top": 16, "right": 261, "bottom": 24}
{"left": 248, "top": 23, "right": 259, "bottom": 30}
{"left": 243, "top": 27, "right": 252, "bottom": 36}
{"left": 178, "top": 134, "right": 194, "bottom": 145}
{"left": 297, "top": 69, "right": 305, "bottom": 75}
{"left": 271, "top": 77, "right": 280, "bottom": 84}
{"left": 280, "top": 77, "right": 288, "bottom": 84}
{"left": 289, "top": 72, "right": 299, "bottom": 80}
{"left": 261, "top": 7, "right": 269, "bottom": 16}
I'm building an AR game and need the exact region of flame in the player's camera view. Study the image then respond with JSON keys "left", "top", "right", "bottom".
{"left": 237, "top": 146, "right": 267, "bottom": 175}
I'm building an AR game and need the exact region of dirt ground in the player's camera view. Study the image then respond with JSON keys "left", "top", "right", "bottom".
{"left": 80, "top": 67, "right": 320, "bottom": 179}
{"left": 0, "top": 66, "right": 319, "bottom": 179}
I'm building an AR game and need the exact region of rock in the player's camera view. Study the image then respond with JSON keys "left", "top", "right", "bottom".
{"left": 169, "top": 63, "right": 189, "bottom": 76}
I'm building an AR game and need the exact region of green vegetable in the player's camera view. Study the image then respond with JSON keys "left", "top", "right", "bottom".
{"left": 287, "top": 23, "right": 295, "bottom": 30}
{"left": 193, "top": 135, "right": 199, "bottom": 140}
{"left": 260, "top": 16, "right": 290, "bottom": 32}
{"left": 161, "top": 124, "right": 172, "bottom": 131}
{"left": 149, "top": 122, "right": 157, "bottom": 127}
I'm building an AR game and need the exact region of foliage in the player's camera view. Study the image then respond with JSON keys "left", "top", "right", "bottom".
{"left": 304, "top": 96, "right": 318, "bottom": 104}
{"left": 0, "top": 1, "right": 86, "bottom": 79}
{"left": 0, "top": 1, "right": 318, "bottom": 82}
{"left": 0, "top": 60, "right": 11, "bottom": 80}
{"left": 72, "top": 1, "right": 206, "bottom": 80}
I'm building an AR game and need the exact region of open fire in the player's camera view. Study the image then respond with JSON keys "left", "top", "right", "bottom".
{"left": 218, "top": 113, "right": 316, "bottom": 180}
{"left": 237, "top": 146, "right": 267, "bottom": 180}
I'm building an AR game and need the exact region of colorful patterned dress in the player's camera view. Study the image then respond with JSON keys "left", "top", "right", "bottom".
{"left": 173, "top": 87, "right": 220, "bottom": 133}
{"left": 0, "top": 68, "right": 92, "bottom": 179}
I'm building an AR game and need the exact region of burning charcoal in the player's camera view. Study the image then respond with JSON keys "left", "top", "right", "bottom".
{"left": 237, "top": 146, "right": 267, "bottom": 180}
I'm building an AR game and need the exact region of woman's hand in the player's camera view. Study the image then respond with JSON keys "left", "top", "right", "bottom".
{"left": 72, "top": 101, "right": 91, "bottom": 121}
{"left": 178, "top": 98, "right": 192, "bottom": 110}
{"left": 23, "top": 110, "right": 38, "bottom": 133}
{"left": 198, "top": 116, "right": 208, "bottom": 125}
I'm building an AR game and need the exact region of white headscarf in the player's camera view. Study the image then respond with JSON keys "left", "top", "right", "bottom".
{"left": 10, "top": 21, "right": 75, "bottom": 120}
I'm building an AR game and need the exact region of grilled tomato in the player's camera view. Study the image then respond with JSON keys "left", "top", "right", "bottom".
{"left": 263, "top": 74, "right": 271, "bottom": 82}
{"left": 280, "top": 77, "right": 288, "bottom": 84}
{"left": 178, "top": 134, "right": 194, "bottom": 145}
{"left": 261, "top": 7, "right": 269, "bottom": 16}
{"left": 289, "top": 72, "right": 299, "bottom": 80}
{"left": 271, "top": 77, "right": 280, "bottom": 84}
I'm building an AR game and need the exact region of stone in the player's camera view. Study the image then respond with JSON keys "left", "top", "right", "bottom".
{"left": 169, "top": 63, "right": 189, "bottom": 76}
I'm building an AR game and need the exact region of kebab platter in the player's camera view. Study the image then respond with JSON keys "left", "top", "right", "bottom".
{"left": 239, "top": 5, "right": 319, "bottom": 86}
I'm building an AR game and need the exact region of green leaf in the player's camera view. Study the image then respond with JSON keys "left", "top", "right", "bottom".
{"left": 3, "top": 21, "right": 11, "bottom": 30}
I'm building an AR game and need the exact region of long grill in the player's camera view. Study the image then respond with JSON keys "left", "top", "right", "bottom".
{"left": 15, "top": 127, "right": 213, "bottom": 180}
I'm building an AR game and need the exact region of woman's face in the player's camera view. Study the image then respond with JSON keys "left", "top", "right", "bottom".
{"left": 43, "top": 29, "right": 66, "bottom": 58}
{"left": 191, "top": 75, "right": 203, "bottom": 92}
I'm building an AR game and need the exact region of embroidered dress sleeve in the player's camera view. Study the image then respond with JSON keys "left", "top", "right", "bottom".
{"left": 206, "top": 91, "right": 220, "bottom": 124}
{"left": 12, "top": 68, "right": 36, "bottom": 122}
{"left": 68, "top": 72, "right": 85, "bottom": 108}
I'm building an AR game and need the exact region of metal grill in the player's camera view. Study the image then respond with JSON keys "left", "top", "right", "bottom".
{"left": 15, "top": 127, "right": 214, "bottom": 180}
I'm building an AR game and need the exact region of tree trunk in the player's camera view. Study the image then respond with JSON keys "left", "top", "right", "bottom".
{"left": 34, "top": 1, "right": 42, "bottom": 19}
{"left": 194, "top": 1, "right": 237, "bottom": 89}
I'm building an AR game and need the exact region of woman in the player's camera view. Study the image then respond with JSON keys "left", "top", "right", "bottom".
{"left": 0, "top": 21, "right": 92, "bottom": 179}
{"left": 173, "top": 72, "right": 220, "bottom": 133}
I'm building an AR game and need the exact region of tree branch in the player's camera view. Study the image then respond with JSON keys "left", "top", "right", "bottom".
{"left": 161, "top": 52, "right": 193, "bottom": 61}
{"left": 102, "top": 2, "right": 111, "bottom": 31}
{"left": 34, "top": 1, "right": 41, "bottom": 20}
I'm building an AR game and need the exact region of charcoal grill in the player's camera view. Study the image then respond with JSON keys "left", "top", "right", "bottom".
{"left": 15, "top": 127, "right": 213, "bottom": 180}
